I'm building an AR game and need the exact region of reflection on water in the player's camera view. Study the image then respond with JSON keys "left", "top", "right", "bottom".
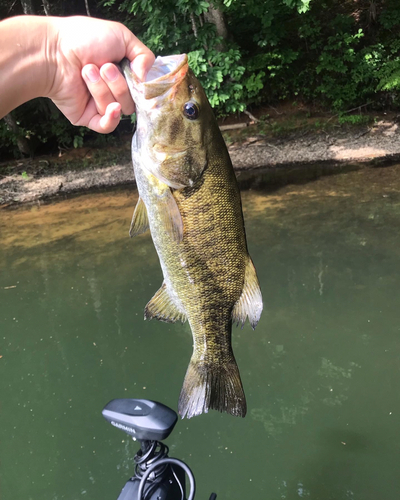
{"left": 2, "top": 166, "right": 400, "bottom": 499}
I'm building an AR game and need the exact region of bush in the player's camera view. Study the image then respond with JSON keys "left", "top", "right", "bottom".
{"left": 3, "top": 0, "right": 400, "bottom": 159}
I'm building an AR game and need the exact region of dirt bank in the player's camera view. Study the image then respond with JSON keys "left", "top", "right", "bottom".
{"left": 2, "top": 116, "right": 400, "bottom": 206}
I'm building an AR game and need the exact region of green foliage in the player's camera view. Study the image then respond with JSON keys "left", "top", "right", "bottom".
{"left": 373, "top": 39, "right": 400, "bottom": 107}
{"left": 73, "top": 136, "right": 83, "bottom": 149}
{"left": 277, "top": 5, "right": 400, "bottom": 111}
{"left": 379, "top": 0, "right": 400, "bottom": 30}
{"left": 282, "top": 0, "right": 312, "bottom": 14}
{"left": 188, "top": 46, "right": 246, "bottom": 112}
{"left": 337, "top": 114, "right": 371, "bottom": 126}
{"left": 118, "top": 0, "right": 247, "bottom": 113}
{"left": 0, "top": 122, "right": 19, "bottom": 157}
{"left": 3, "top": 0, "right": 400, "bottom": 159}
{"left": 1, "top": 98, "right": 99, "bottom": 158}
{"left": 114, "top": 0, "right": 315, "bottom": 115}
{"left": 313, "top": 26, "right": 365, "bottom": 109}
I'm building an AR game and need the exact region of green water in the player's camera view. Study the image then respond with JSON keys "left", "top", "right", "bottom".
{"left": 1, "top": 165, "right": 400, "bottom": 500}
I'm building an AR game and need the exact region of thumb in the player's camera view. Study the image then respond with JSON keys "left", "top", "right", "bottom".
{"left": 123, "top": 29, "right": 155, "bottom": 81}
{"left": 131, "top": 53, "right": 155, "bottom": 82}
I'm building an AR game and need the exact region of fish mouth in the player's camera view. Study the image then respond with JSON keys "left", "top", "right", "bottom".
{"left": 122, "top": 54, "right": 188, "bottom": 100}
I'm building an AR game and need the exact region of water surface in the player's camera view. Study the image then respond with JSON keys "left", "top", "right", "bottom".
{"left": 1, "top": 165, "right": 400, "bottom": 499}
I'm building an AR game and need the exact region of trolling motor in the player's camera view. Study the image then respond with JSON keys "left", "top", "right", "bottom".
{"left": 102, "top": 398, "right": 217, "bottom": 500}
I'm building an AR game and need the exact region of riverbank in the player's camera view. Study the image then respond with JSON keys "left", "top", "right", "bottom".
{"left": 2, "top": 112, "right": 400, "bottom": 206}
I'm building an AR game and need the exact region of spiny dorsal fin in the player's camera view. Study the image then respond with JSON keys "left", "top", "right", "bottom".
{"left": 232, "top": 257, "right": 263, "bottom": 329}
{"left": 145, "top": 283, "right": 187, "bottom": 323}
{"left": 129, "top": 197, "right": 149, "bottom": 237}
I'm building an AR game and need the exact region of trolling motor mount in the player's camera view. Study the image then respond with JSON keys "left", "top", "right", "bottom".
{"left": 103, "top": 398, "right": 198, "bottom": 500}
{"left": 102, "top": 398, "right": 177, "bottom": 442}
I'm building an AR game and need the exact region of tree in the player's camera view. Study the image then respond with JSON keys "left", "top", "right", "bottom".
{"left": 3, "top": 0, "right": 400, "bottom": 160}
{"left": 3, "top": 113, "right": 32, "bottom": 156}
{"left": 43, "top": 0, "right": 52, "bottom": 15}
{"left": 20, "top": 0, "right": 34, "bottom": 14}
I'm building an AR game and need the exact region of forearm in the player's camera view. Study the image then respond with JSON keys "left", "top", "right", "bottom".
{"left": 0, "top": 15, "right": 154, "bottom": 133}
{"left": 0, "top": 16, "right": 56, "bottom": 118}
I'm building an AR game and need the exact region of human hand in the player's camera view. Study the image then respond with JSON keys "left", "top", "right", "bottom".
{"left": 47, "top": 16, "right": 154, "bottom": 133}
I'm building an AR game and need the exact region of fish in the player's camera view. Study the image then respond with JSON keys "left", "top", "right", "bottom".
{"left": 121, "top": 54, "right": 263, "bottom": 419}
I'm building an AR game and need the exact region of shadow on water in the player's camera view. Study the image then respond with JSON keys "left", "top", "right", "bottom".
{"left": 1, "top": 164, "right": 400, "bottom": 499}
{"left": 237, "top": 160, "right": 360, "bottom": 193}
{"left": 236, "top": 155, "right": 400, "bottom": 193}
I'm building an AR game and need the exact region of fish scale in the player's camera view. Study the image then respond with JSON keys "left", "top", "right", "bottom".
{"left": 122, "top": 54, "right": 263, "bottom": 418}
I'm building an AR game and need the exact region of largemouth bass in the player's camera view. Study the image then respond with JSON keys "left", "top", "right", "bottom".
{"left": 122, "top": 55, "right": 263, "bottom": 419}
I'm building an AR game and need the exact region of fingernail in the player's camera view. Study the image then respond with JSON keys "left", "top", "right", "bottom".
{"left": 103, "top": 65, "right": 119, "bottom": 82}
{"left": 86, "top": 67, "right": 100, "bottom": 83}
{"left": 131, "top": 54, "right": 153, "bottom": 82}
{"left": 112, "top": 108, "right": 121, "bottom": 120}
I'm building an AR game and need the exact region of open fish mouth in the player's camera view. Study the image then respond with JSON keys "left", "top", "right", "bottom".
{"left": 142, "top": 54, "right": 188, "bottom": 99}
{"left": 145, "top": 55, "right": 188, "bottom": 84}
{"left": 122, "top": 54, "right": 189, "bottom": 100}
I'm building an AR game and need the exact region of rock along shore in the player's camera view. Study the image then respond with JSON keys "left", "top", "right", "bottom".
{"left": 1, "top": 118, "right": 400, "bottom": 207}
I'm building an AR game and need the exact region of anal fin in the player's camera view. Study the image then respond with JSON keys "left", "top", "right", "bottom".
{"left": 232, "top": 258, "right": 263, "bottom": 329}
{"left": 129, "top": 197, "right": 149, "bottom": 237}
{"left": 145, "top": 283, "right": 186, "bottom": 323}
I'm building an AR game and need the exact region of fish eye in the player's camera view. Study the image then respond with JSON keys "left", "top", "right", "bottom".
{"left": 183, "top": 102, "right": 199, "bottom": 120}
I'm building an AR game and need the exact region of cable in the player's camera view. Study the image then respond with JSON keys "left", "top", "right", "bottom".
{"left": 134, "top": 441, "right": 169, "bottom": 479}
{"left": 171, "top": 465, "right": 185, "bottom": 500}
{"left": 137, "top": 457, "right": 196, "bottom": 500}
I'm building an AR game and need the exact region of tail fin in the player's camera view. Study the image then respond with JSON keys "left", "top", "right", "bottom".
{"left": 178, "top": 357, "right": 247, "bottom": 419}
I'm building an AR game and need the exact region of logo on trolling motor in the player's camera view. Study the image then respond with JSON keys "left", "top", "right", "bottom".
{"left": 111, "top": 421, "right": 136, "bottom": 434}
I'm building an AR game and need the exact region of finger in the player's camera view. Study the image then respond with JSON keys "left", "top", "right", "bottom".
{"left": 100, "top": 63, "right": 135, "bottom": 116}
{"left": 89, "top": 102, "right": 121, "bottom": 134}
{"left": 82, "top": 64, "right": 116, "bottom": 116}
{"left": 77, "top": 99, "right": 121, "bottom": 134}
{"left": 131, "top": 53, "right": 155, "bottom": 82}
{"left": 122, "top": 30, "right": 155, "bottom": 81}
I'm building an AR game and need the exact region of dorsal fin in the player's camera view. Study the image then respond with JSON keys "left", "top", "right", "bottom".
{"left": 232, "top": 258, "right": 263, "bottom": 329}
{"left": 145, "top": 283, "right": 187, "bottom": 323}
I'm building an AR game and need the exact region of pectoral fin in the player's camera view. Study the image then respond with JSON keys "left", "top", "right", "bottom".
{"left": 232, "top": 258, "right": 263, "bottom": 329}
{"left": 159, "top": 188, "right": 184, "bottom": 242}
{"left": 129, "top": 197, "right": 149, "bottom": 237}
{"left": 146, "top": 171, "right": 184, "bottom": 242}
{"left": 145, "top": 283, "right": 187, "bottom": 323}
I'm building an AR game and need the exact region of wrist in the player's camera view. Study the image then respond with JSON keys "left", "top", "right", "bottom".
{"left": 0, "top": 16, "right": 58, "bottom": 117}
